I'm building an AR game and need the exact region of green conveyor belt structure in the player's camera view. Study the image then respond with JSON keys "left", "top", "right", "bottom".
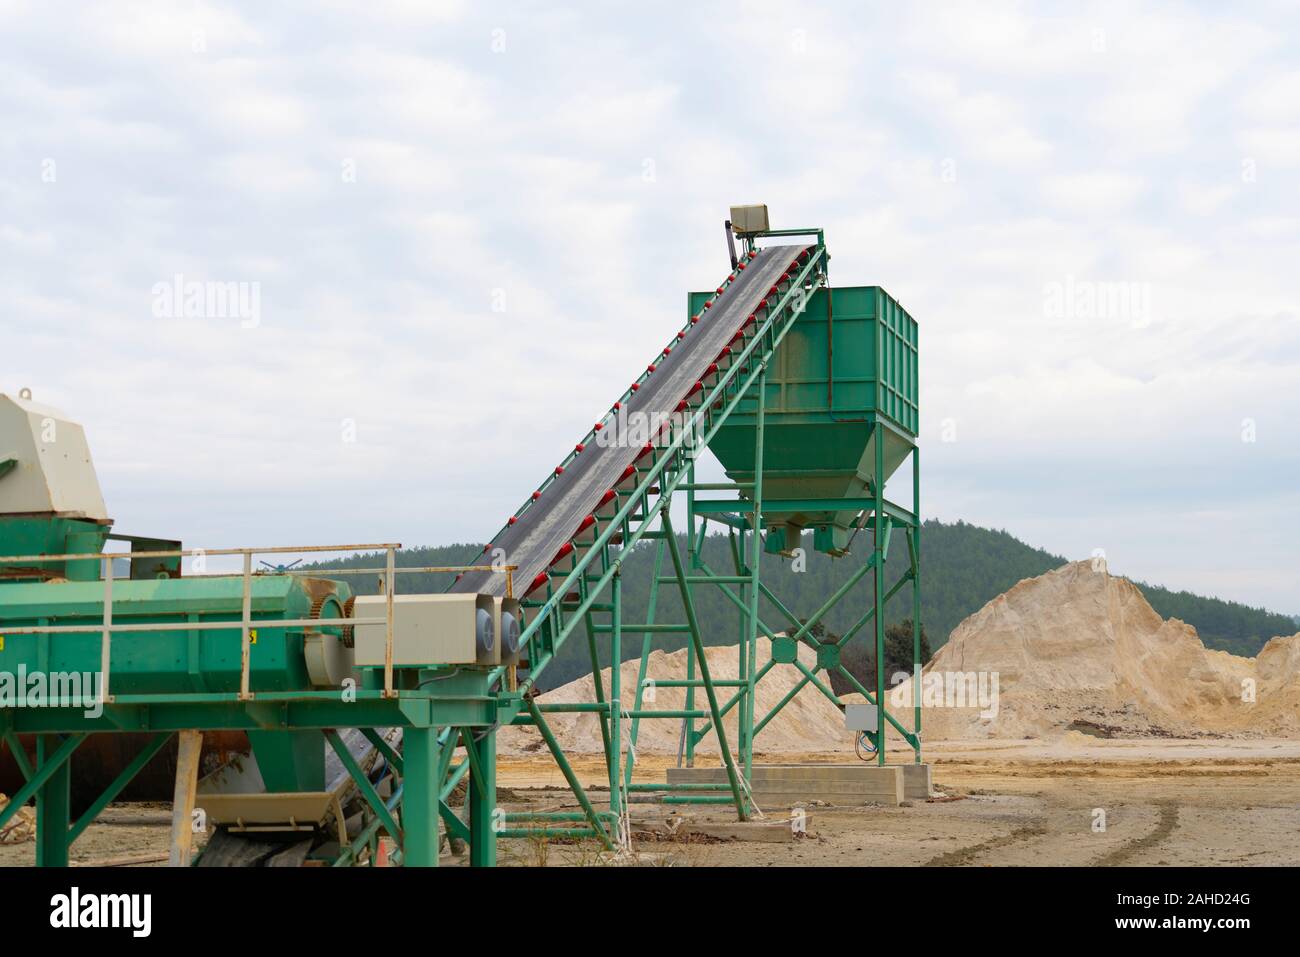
{"left": 0, "top": 217, "right": 921, "bottom": 867}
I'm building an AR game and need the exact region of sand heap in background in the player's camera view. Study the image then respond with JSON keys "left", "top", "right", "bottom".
{"left": 500, "top": 637, "right": 854, "bottom": 755}
{"left": 0, "top": 794, "right": 35, "bottom": 844}
{"left": 505, "top": 561, "right": 1300, "bottom": 753}
{"left": 897, "top": 560, "right": 1300, "bottom": 740}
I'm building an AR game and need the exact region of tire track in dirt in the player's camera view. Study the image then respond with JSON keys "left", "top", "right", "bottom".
{"left": 923, "top": 821, "right": 1048, "bottom": 867}
{"left": 1092, "top": 802, "right": 1179, "bottom": 866}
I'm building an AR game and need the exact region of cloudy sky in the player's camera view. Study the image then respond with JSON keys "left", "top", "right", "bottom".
{"left": 2, "top": 1, "right": 1297, "bottom": 613}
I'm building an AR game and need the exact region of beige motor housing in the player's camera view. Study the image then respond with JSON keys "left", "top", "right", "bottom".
{"left": 353, "top": 593, "right": 496, "bottom": 667}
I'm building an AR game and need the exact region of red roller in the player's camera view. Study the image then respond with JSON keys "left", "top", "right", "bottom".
{"left": 690, "top": 314, "right": 701, "bottom": 324}
{"left": 532, "top": 491, "right": 542, "bottom": 501}
{"left": 716, "top": 286, "right": 724, "bottom": 295}
{"left": 687, "top": 380, "right": 704, "bottom": 396}
{"left": 677, "top": 330, "right": 685, "bottom": 340}
{"left": 737, "top": 262, "right": 746, "bottom": 270}
{"left": 630, "top": 382, "right": 639, "bottom": 392}
{"left": 613, "top": 401, "right": 622, "bottom": 410}
{"left": 508, "top": 516, "right": 518, "bottom": 525}
{"left": 576, "top": 514, "right": 595, "bottom": 535}
{"left": 636, "top": 441, "right": 654, "bottom": 460}
{"left": 554, "top": 465, "right": 564, "bottom": 476}
{"left": 618, "top": 464, "right": 636, "bottom": 484}
{"left": 703, "top": 300, "right": 713, "bottom": 310}
{"left": 575, "top": 443, "right": 585, "bottom": 453}
{"left": 705, "top": 362, "right": 718, "bottom": 375}
{"left": 662, "top": 346, "right": 671, "bottom": 355}
{"left": 647, "top": 363, "right": 656, "bottom": 373}
{"left": 526, "top": 572, "right": 548, "bottom": 595}
{"left": 550, "top": 541, "right": 575, "bottom": 565}
{"left": 675, "top": 398, "right": 688, "bottom": 413}
{"left": 593, "top": 422, "right": 603, "bottom": 432}
{"left": 597, "top": 488, "right": 617, "bottom": 509}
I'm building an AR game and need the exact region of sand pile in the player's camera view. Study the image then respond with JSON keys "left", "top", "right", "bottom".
{"left": 500, "top": 636, "right": 854, "bottom": 755}
{"left": 506, "top": 560, "right": 1300, "bottom": 753}
{"left": 894, "top": 560, "right": 1300, "bottom": 740}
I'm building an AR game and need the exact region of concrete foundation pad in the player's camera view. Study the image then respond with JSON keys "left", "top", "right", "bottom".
{"left": 666, "top": 763, "right": 905, "bottom": 807}
{"left": 892, "top": 763, "right": 934, "bottom": 799}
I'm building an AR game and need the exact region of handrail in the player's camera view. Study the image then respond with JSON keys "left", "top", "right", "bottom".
{"left": 0, "top": 543, "right": 518, "bottom": 705}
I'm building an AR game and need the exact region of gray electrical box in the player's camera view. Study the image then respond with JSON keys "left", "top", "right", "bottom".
{"left": 844, "top": 703, "right": 878, "bottom": 733}
{"left": 729, "top": 204, "right": 769, "bottom": 235}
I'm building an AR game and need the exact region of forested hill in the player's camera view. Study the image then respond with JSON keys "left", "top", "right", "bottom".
{"left": 304, "top": 520, "right": 1296, "bottom": 690}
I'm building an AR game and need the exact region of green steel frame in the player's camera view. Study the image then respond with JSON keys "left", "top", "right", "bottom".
{"left": 0, "top": 228, "right": 921, "bottom": 868}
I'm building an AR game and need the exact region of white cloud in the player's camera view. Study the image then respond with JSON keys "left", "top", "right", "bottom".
{"left": 2, "top": 0, "right": 1298, "bottom": 613}
{"left": 1040, "top": 171, "right": 1145, "bottom": 215}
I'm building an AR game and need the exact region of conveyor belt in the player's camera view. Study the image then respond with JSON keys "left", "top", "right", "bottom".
{"left": 452, "top": 244, "right": 811, "bottom": 600}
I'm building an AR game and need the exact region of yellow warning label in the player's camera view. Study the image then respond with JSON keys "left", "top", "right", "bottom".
{"left": 0, "top": 635, "right": 5, "bottom": 651}
{"left": 249, "top": 629, "right": 258, "bottom": 645}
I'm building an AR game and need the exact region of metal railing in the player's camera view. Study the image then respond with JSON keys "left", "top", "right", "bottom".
{"left": 0, "top": 543, "right": 515, "bottom": 705}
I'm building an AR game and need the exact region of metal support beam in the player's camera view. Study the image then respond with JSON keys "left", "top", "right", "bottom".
{"left": 662, "top": 511, "right": 748, "bottom": 819}
{"left": 397, "top": 725, "right": 438, "bottom": 867}
{"left": 36, "top": 734, "right": 74, "bottom": 867}
{"left": 466, "top": 729, "right": 497, "bottom": 867}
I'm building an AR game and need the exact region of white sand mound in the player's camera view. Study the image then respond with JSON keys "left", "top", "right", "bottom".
{"left": 895, "top": 560, "right": 1300, "bottom": 740}
{"left": 506, "top": 560, "right": 1300, "bottom": 754}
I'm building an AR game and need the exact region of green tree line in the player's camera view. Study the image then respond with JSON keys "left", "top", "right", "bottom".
{"left": 304, "top": 520, "right": 1295, "bottom": 689}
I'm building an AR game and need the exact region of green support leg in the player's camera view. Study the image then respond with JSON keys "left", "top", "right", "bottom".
{"left": 609, "top": 573, "right": 623, "bottom": 834}
{"left": 401, "top": 726, "right": 440, "bottom": 867}
{"left": 624, "top": 539, "right": 665, "bottom": 790}
{"left": 36, "top": 735, "right": 71, "bottom": 867}
{"left": 663, "top": 511, "right": 748, "bottom": 820}
{"left": 467, "top": 729, "right": 497, "bottom": 867}
{"left": 912, "top": 445, "right": 922, "bottom": 764}
{"left": 873, "top": 418, "right": 887, "bottom": 764}
{"left": 743, "top": 366, "right": 766, "bottom": 774}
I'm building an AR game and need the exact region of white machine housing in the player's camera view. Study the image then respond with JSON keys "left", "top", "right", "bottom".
{"left": 0, "top": 391, "right": 108, "bottom": 520}
{"left": 354, "top": 592, "right": 497, "bottom": 667}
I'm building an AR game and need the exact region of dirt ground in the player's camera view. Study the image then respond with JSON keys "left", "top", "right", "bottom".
{"left": 3, "top": 738, "right": 1298, "bottom": 866}
{"left": 488, "top": 738, "right": 1300, "bottom": 867}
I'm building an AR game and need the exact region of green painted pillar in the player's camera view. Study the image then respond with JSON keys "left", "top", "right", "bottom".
{"left": 873, "top": 419, "right": 887, "bottom": 765}
{"left": 608, "top": 573, "right": 623, "bottom": 833}
{"left": 468, "top": 729, "right": 497, "bottom": 867}
{"left": 912, "top": 445, "right": 922, "bottom": 764}
{"left": 401, "top": 726, "right": 439, "bottom": 867}
{"left": 35, "top": 735, "right": 71, "bottom": 867}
